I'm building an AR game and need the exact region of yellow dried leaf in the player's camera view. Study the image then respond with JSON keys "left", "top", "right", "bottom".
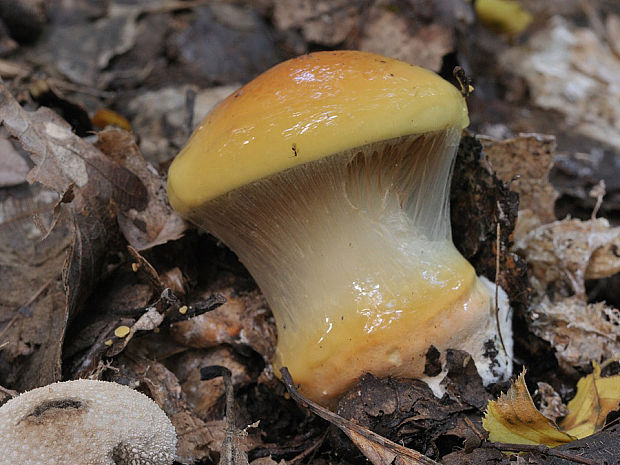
{"left": 560, "top": 362, "right": 620, "bottom": 439}
{"left": 483, "top": 370, "right": 574, "bottom": 446}
{"left": 484, "top": 364, "right": 620, "bottom": 447}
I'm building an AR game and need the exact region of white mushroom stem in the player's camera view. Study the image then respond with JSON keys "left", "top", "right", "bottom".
{"left": 0, "top": 379, "right": 177, "bottom": 465}
{"left": 191, "top": 129, "right": 513, "bottom": 403}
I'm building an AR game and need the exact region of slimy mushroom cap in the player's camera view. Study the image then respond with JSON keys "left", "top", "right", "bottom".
{"left": 167, "top": 50, "right": 469, "bottom": 211}
{"left": 0, "top": 379, "right": 177, "bottom": 465}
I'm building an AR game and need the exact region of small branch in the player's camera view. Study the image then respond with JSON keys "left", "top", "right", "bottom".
{"left": 494, "top": 219, "right": 508, "bottom": 358}
{"left": 162, "top": 292, "right": 226, "bottom": 325}
{"left": 288, "top": 431, "right": 328, "bottom": 464}
{"left": 482, "top": 441, "right": 597, "bottom": 465}
{"left": 201, "top": 366, "right": 245, "bottom": 465}
{"left": 185, "top": 87, "right": 197, "bottom": 138}
{"left": 128, "top": 246, "right": 164, "bottom": 293}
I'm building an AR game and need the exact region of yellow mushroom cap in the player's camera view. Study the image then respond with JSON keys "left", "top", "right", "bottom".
{"left": 167, "top": 50, "right": 468, "bottom": 212}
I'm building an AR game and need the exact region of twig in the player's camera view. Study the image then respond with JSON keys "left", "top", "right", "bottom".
{"left": 185, "top": 87, "right": 197, "bottom": 138}
{"left": 201, "top": 365, "right": 245, "bottom": 465}
{"left": 482, "top": 441, "right": 597, "bottom": 465}
{"left": 463, "top": 416, "right": 486, "bottom": 443}
{"left": 280, "top": 367, "right": 440, "bottom": 465}
{"left": 46, "top": 78, "right": 115, "bottom": 99}
{"left": 494, "top": 219, "right": 508, "bottom": 358}
{"left": 128, "top": 245, "right": 165, "bottom": 294}
{"left": 162, "top": 292, "right": 226, "bottom": 325}
{"left": 288, "top": 431, "right": 328, "bottom": 464}
{"left": 139, "top": 0, "right": 211, "bottom": 15}
{"left": 0, "top": 384, "right": 18, "bottom": 398}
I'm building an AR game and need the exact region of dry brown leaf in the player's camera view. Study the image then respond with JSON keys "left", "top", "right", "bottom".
{"left": 0, "top": 184, "right": 69, "bottom": 390}
{"left": 273, "top": 0, "right": 453, "bottom": 70}
{"left": 0, "top": 132, "right": 29, "bottom": 187}
{"left": 26, "top": 4, "right": 140, "bottom": 87}
{"left": 346, "top": 429, "right": 421, "bottom": 465}
{"left": 170, "top": 3, "right": 278, "bottom": 86}
{"left": 516, "top": 217, "right": 620, "bottom": 298}
{"left": 95, "top": 128, "right": 187, "bottom": 250}
{"left": 608, "top": 14, "right": 620, "bottom": 57}
{"left": 529, "top": 297, "right": 620, "bottom": 371}
{"left": 0, "top": 82, "right": 146, "bottom": 390}
{"left": 515, "top": 192, "right": 620, "bottom": 371}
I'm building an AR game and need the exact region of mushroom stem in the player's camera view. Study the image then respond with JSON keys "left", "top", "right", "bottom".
{"left": 184, "top": 129, "right": 512, "bottom": 403}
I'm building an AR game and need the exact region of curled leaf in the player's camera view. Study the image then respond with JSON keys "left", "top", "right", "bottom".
{"left": 484, "top": 365, "right": 620, "bottom": 447}
{"left": 483, "top": 370, "right": 574, "bottom": 447}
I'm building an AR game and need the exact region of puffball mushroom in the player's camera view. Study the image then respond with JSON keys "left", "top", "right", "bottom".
{"left": 167, "top": 51, "right": 513, "bottom": 405}
{"left": 0, "top": 379, "right": 177, "bottom": 465}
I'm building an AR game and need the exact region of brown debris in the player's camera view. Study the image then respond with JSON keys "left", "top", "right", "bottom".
{"left": 273, "top": 0, "right": 454, "bottom": 71}
{"left": 451, "top": 135, "right": 529, "bottom": 312}
{"left": 516, "top": 217, "right": 620, "bottom": 370}
{"left": 272, "top": 0, "right": 362, "bottom": 48}
{"left": 499, "top": 16, "right": 620, "bottom": 151}
{"left": 0, "top": 131, "right": 29, "bottom": 187}
{"left": 126, "top": 84, "right": 239, "bottom": 164}
{"left": 25, "top": 4, "right": 139, "bottom": 87}
{"left": 535, "top": 382, "right": 569, "bottom": 422}
{"left": 169, "top": 346, "right": 253, "bottom": 419}
{"left": 117, "top": 357, "right": 246, "bottom": 464}
{"left": 333, "top": 351, "right": 490, "bottom": 461}
{"left": 281, "top": 368, "right": 440, "bottom": 465}
{"left": 168, "top": 3, "right": 279, "bottom": 85}
{"left": 477, "top": 133, "right": 558, "bottom": 235}
{"left": 359, "top": 13, "right": 453, "bottom": 71}
{"left": 170, "top": 281, "right": 276, "bottom": 361}
{"left": 0, "top": 83, "right": 146, "bottom": 390}
{"left": 587, "top": 235, "right": 620, "bottom": 280}
{"left": 0, "top": 2, "right": 618, "bottom": 463}
{"left": 95, "top": 128, "right": 187, "bottom": 250}
{"left": 516, "top": 217, "right": 620, "bottom": 298}
{"left": 529, "top": 297, "right": 619, "bottom": 372}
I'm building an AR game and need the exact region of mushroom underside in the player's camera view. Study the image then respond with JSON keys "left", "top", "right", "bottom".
{"left": 183, "top": 129, "right": 513, "bottom": 402}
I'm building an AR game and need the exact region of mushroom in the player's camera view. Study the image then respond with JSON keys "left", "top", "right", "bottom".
{"left": 0, "top": 379, "right": 177, "bottom": 464}
{"left": 167, "top": 50, "right": 513, "bottom": 405}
